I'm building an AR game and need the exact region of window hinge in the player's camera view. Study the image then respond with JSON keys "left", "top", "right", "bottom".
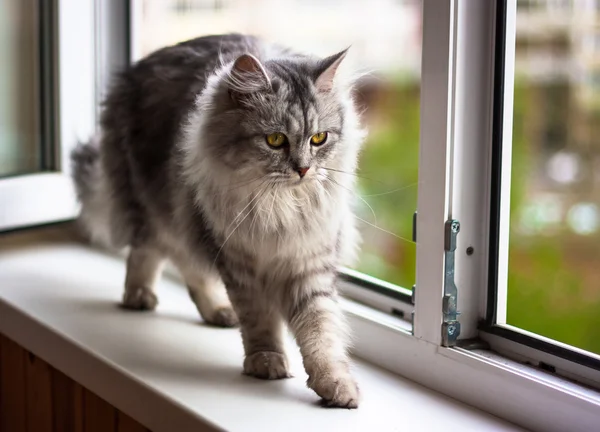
{"left": 411, "top": 210, "right": 417, "bottom": 334}
{"left": 412, "top": 210, "right": 418, "bottom": 242}
{"left": 410, "top": 283, "right": 416, "bottom": 335}
{"left": 442, "top": 219, "right": 461, "bottom": 347}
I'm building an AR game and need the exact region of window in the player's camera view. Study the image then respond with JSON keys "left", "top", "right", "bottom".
{"left": 2, "top": 1, "right": 600, "bottom": 430}
{"left": 1, "top": 0, "right": 41, "bottom": 177}
{"left": 0, "top": 0, "right": 96, "bottom": 231}
{"left": 482, "top": 0, "right": 600, "bottom": 381}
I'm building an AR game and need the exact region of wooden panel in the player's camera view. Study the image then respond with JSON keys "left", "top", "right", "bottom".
{"left": 26, "top": 352, "right": 53, "bottom": 432}
{"left": 0, "top": 334, "right": 27, "bottom": 432}
{"left": 0, "top": 334, "right": 152, "bottom": 432}
{"left": 117, "top": 412, "right": 149, "bottom": 432}
{"left": 0, "top": 334, "right": 2, "bottom": 428}
{"left": 52, "top": 368, "right": 84, "bottom": 432}
{"left": 83, "top": 388, "right": 117, "bottom": 432}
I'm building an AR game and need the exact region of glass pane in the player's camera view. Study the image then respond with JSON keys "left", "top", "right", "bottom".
{"left": 508, "top": 0, "right": 600, "bottom": 354}
{"left": 0, "top": 0, "right": 41, "bottom": 176}
{"left": 137, "top": 0, "right": 422, "bottom": 289}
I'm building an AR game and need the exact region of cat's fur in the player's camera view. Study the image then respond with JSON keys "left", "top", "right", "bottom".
{"left": 72, "top": 34, "right": 365, "bottom": 408}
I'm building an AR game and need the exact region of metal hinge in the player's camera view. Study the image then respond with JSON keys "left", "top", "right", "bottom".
{"left": 411, "top": 211, "right": 417, "bottom": 334}
{"left": 442, "top": 219, "right": 461, "bottom": 347}
{"left": 410, "top": 283, "right": 416, "bottom": 335}
{"left": 412, "top": 211, "right": 418, "bottom": 243}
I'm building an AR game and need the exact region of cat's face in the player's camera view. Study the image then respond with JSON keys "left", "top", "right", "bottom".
{"left": 202, "top": 51, "right": 354, "bottom": 187}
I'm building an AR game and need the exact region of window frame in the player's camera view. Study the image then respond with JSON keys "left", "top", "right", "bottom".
{"left": 339, "top": 269, "right": 413, "bottom": 320}
{"left": 0, "top": 0, "right": 96, "bottom": 231}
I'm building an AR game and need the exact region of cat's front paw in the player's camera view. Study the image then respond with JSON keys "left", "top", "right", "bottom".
{"left": 308, "top": 370, "right": 360, "bottom": 409}
{"left": 121, "top": 287, "right": 158, "bottom": 311}
{"left": 243, "top": 351, "right": 293, "bottom": 380}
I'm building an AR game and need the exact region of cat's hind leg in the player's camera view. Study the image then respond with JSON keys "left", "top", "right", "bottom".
{"left": 121, "top": 246, "right": 164, "bottom": 311}
{"left": 175, "top": 261, "right": 239, "bottom": 328}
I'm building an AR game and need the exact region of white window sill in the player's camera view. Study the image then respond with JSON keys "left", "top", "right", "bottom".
{"left": 0, "top": 225, "right": 521, "bottom": 432}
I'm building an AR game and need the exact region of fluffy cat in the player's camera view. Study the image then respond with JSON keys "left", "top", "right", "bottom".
{"left": 72, "top": 33, "right": 365, "bottom": 408}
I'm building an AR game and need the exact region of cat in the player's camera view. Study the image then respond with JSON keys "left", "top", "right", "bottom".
{"left": 72, "top": 33, "right": 365, "bottom": 408}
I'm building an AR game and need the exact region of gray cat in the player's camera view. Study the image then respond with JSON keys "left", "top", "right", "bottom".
{"left": 72, "top": 34, "right": 364, "bottom": 408}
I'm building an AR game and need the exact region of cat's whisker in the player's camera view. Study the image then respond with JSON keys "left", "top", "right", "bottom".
{"left": 317, "top": 178, "right": 333, "bottom": 202}
{"left": 213, "top": 184, "right": 267, "bottom": 268}
{"left": 216, "top": 175, "right": 268, "bottom": 195}
{"left": 193, "top": 174, "right": 268, "bottom": 198}
{"left": 266, "top": 185, "right": 277, "bottom": 232}
{"left": 287, "top": 192, "right": 309, "bottom": 207}
{"left": 361, "top": 182, "right": 420, "bottom": 197}
{"left": 353, "top": 214, "right": 415, "bottom": 245}
{"left": 249, "top": 186, "right": 272, "bottom": 237}
{"left": 222, "top": 180, "right": 268, "bottom": 237}
{"left": 225, "top": 187, "right": 263, "bottom": 232}
{"left": 321, "top": 167, "right": 421, "bottom": 198}
{"left": 322, "top": 173, "right": 377, "bottom": 225}
{"left": 321, "top": 167, "right": 386, "bottom": 185}
{"left": 321, "top": 175, "right": 414, "bottom": 245}
{"left": 223, "top": 175, "right": 267, "bottom": 188}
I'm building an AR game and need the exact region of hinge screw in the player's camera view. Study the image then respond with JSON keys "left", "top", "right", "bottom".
{"left": 451, "top": 220, "right": 460, "bottom": 233}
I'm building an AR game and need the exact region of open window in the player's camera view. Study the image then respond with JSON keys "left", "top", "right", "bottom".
{"left": 480, "top": 0, "right": 600, "bottom": 387}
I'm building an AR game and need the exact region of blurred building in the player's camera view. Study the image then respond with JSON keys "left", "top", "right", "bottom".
{"left": 516, "top": 0, "right": 600, "bottom": 104}
{"left": 514, "top": 0, "right": 600, "bottom": 237}
{"left": 139, "top": 0, "right": 422, "bottom": 78}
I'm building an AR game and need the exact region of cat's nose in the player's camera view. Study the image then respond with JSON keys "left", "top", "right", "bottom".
{"left": 296, "top": 167, "right": 310, "bottom": 178}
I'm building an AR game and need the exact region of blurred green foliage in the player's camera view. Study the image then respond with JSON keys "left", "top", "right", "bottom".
{"left": 507, "top": 83, "right": 600, "bottom": 355}
{"left": 354, "top": 81, "right": 600, "bottom": 355}
{"left": 355, "top": 82, "right": 419, "bottom": 289}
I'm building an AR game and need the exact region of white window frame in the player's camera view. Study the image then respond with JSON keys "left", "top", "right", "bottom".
{"left": 0, "top": 0, "right": 95, "bottom": 231}
{"left": 475, "top": 0, "right": 600, "bottom": 392}
{"left": 2, "top": 1, "right": 600, "bottom": 431}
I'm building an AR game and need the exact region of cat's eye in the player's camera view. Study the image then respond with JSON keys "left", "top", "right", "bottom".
{"left": 310, "top": 132, "right": 328, "bottom": 146}
{"left": 265, "top": 132, "right": 287, "bottom": 147}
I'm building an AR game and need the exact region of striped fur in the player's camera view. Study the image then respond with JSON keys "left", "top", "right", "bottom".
{"left": 72, "top": 34, "right": 365, "bottom": 408}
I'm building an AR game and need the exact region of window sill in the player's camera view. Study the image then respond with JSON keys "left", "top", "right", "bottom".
{"left": 0, "top": 225, "right": 519, "bottom": 432}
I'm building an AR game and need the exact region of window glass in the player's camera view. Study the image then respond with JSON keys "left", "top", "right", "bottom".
{"left": 508, "top": 0, "right": 600, "bottom": 354}
{"left": 137, "top": 0, "right": 422, "bottom": 289}
{"left": 0, "top": 0, "right": 41, "bottom": 177}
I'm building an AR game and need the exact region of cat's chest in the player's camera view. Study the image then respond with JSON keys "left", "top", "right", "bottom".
{"left": 222, "top": 228, "right": 338, "bottom": 282}
{"left": 202, "top": 182, "right": 349, "bottom": 278}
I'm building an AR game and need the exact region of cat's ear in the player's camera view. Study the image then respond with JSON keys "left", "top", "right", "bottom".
{"left": 314, "top": 48, "right": 349, "bottom": 93}
{"left": 228, "top": 53, "right": 271, "bottom": 95}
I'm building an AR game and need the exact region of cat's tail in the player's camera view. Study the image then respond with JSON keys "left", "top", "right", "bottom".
{"left": 71, "top": 136, "right": 115, "bottom": 249}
